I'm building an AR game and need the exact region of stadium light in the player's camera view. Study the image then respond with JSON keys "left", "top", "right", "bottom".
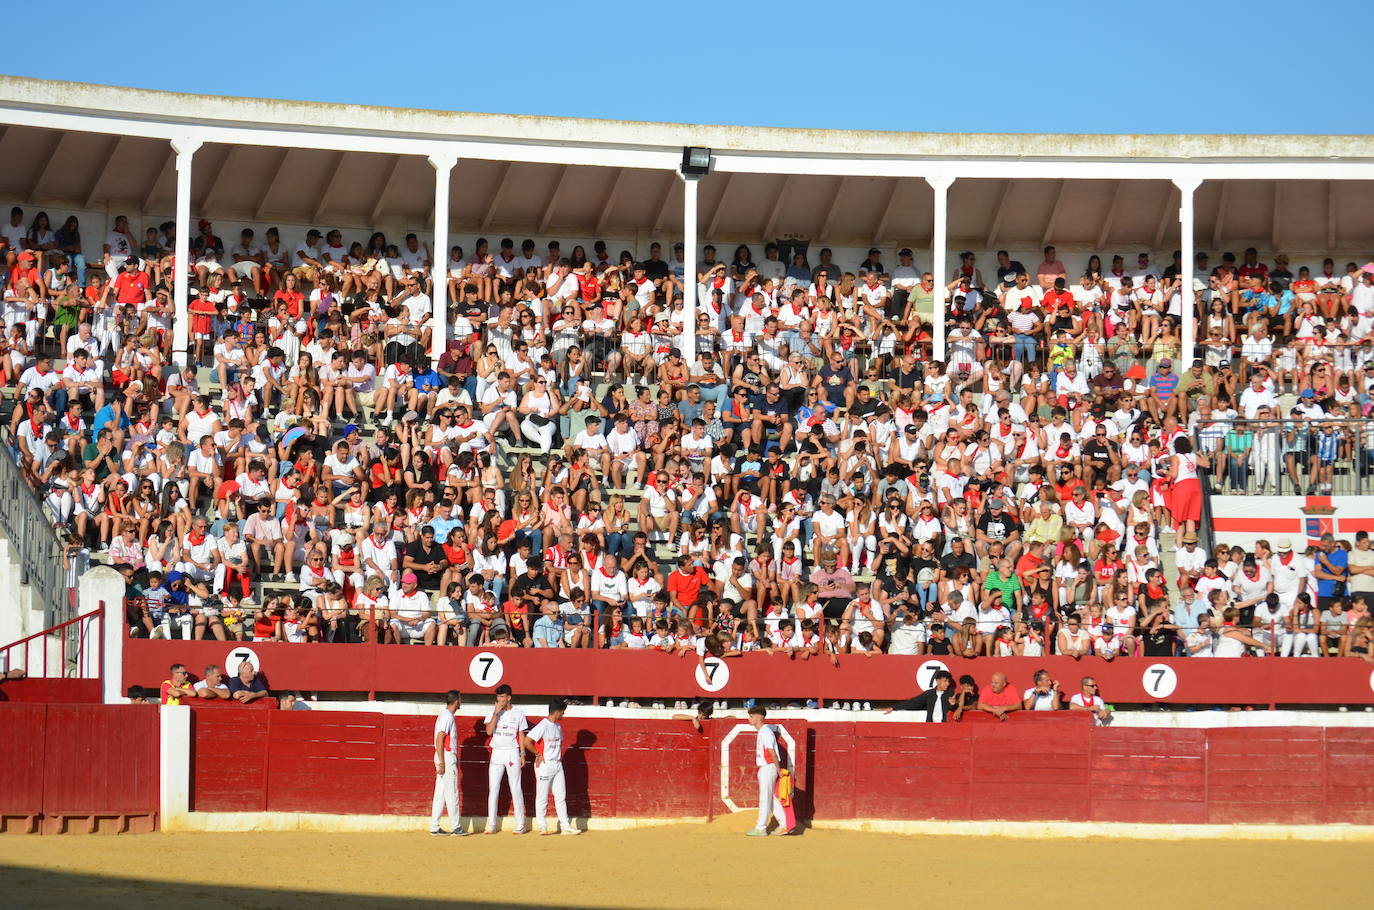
{"left": 680, "top": 146, "right": 712, "bottom": 177}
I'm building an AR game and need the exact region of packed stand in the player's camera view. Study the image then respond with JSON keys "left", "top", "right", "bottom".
{"left": 4, "top": 205, "right": 1374, "bottom": 665}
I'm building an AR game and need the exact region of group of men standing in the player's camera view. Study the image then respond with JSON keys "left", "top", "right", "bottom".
{"left": 428, "top": 688, "right": 797, "bottom": 837}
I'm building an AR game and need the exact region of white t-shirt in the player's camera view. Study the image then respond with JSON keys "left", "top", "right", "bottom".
{"left": 526, "top": 717, "right": 563, "bottom": 763}
{"left": 484, "top": 707, "right": 528, "bottom": 753}
{"left": 104, "top": 230, "right": 133, "bottom": 259}
{"left": 755, "top": 722, "right": 780, "bottom": 768}
{"left": 434, "top": 707, "right": 458, "bottom": 756}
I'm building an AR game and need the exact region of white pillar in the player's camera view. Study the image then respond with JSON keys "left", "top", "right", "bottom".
{"left": 926, "top": 176, "right": 954, "bottom": 361}
{"left": 679, "top": 173, "right": 700, "bottom": 360}
{"left": 159, "top": 705, "right": 191, "bottom": 831}
{"left": 1174, "top": 176, "right": 1202, "bottom": 365}
{"left": 170, "top": 138, "right": 201, "bottom": 368}
{"left": 429, "top": 153, "right": 457, "bottom": 359}
{"left": 78, "top": 564, "right": 127, "bottom": 704}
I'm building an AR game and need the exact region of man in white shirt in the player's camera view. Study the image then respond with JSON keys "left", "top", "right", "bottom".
{"left": 359, "top": 523, "right": 398, "bottom": 586}
{"left": 400, "top": 233, "right": 431, "bottom": 283}
{"left": 58, "top": 349, "right": 105, "bottom": 412}
{"left": 607, "top": 415, "right": 645, "bottom": 489}
{"left": 431, "top": 689, "right": 467, "bottom": 836}
{"left": 889, "top": 248, "right": 920, "bottom": 318}
{"left": 745, "top": 705, "right": 793, "bottom": 836}
{"left": 522, "top": 699, "right": 579, "bottom": 836}
{"left": 102, "top": 214, "right": 134, "bottom": 277}
{"left": 293, "top": 229, "right": 325, "bottom": 284}
{"left": 484, "top": 685, "right": 528, "bottom": 834}
{"left": 590, "top": 554, "right": 628, "bottom": 615}
{"left": 479, "top": 372, "right": 521, "bottom": 440}
{"left": 388, "top": 572, "right": 436, "bottom": 644}
{"left": 570, "top": 415, "right": 610, "bottom": 475}
{"left": 229, "top": 228, "right": 265, "bottom": 294}
{"left": 1238, "top": 372, "right": 1278, "bottom": 418}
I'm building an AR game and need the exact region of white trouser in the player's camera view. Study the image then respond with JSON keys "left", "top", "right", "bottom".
{"left": 487, "top": 749, "right": 525, "bottom": 830}
{"left": 158, "top": 613, "right": 193, "bottom": 639}
{"left": 755, "top": 763, "right": 787, "bottom": 832}
{"left": 1280, "top": 631, "right": 1319, "bottom": 657}
{"left": 431, "top": 758, "right": 459, "bottom": 830}
{"left": 520, "top": 415, "right": 557, "bottom": 453}
{"left": 1250, "top": 441, "right": 1278, "bottom": 488}
{"left": 534, "top": 760, "right": 570, "bottom": 831}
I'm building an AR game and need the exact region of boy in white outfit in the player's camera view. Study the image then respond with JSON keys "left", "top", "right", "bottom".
{"left": 745, "top": 705, "right": 793, "bottom": 837}
{"left": 483, "top": 684, "right": 528, "bottom": 834}
{"left": 430, "top": 689, "right": 468, "bottom": 836}
{"left": 523, "top": 699, "right": 581, "bottom": 835}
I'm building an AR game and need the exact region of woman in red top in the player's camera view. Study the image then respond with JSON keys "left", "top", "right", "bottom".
{"left": 272, "top": 272, "right": 305, "bottom": 319}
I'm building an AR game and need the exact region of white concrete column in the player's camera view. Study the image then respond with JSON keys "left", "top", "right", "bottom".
{"left": 679, "top": 173, "right": 700, "bottom": 360}
{"left": 159, "top": 705, "right": 191, "bottom": 830}
{"left": 1174, "top": 176, "right": 1202, "bottom": 365}
{"left": 428, "top": 153, "right": 457, "bottom": 359}
{"left": 170, "top": 138, "right": 202, "bottom": 368}
{"left": 78, "top": 564, "right": 127, "bottom": 704}
{"left": 926, "top": 176, "right": 955, "bottom": 361}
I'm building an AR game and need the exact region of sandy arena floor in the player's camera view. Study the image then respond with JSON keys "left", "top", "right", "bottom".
{"left": 2, "top": 819, "right": 1369, "bottom": 909}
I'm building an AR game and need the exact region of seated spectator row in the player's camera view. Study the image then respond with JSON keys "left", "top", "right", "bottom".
{"left": 6, "top": 206, "right": 1374, "bottom": 672}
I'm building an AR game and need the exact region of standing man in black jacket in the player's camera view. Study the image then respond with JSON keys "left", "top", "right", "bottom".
{"left": 882, "top": 670, "right": 961, "bottom": 722}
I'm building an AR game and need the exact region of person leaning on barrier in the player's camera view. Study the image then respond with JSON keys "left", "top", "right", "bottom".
{"left": 882, "top": 670, "right": 961, "bottom": 722}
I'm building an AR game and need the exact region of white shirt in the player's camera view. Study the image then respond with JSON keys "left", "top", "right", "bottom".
{"left": 388, "top": 586, "right": 430, "bottom": 620}
{"left": 1070, "top": 692, "right": 1107, "bottom": 725}
{"left": 484, "top": 707, "right": 528, "bottom": 752}
{"left": 526, "top": 717, "right": 563, "bottom": 762}
{"left": 591, "top": 568, "right": 628, "bottom": 603}
{"left": 755, "top": 722, "right": 780, "bottom": 768}
{"left": 434, "top": 707, "right": 458, "bottom": 756}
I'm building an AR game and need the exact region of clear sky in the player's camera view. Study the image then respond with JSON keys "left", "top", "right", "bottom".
{"left": 9, "top": 0, "right": 1370, "bottom": 135}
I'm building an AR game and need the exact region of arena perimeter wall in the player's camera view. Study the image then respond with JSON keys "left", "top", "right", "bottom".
{"left": 4, "top": 705, "right": 1373, "bottom": 832}
{"left": 183, "top": 707, "right": 1373, "bottom": 827}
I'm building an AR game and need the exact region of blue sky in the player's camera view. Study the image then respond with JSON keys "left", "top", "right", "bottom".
{"left": 11, "top": 1, "right": 1370, "bottom": 135}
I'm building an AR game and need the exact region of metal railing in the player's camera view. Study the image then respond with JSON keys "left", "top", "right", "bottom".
{"left": 0, "top": 607, "right": 101, "bottom": 678}
{"left": 1195, "top": 417, "right": 1374, "bottom": 497}
{"left": 0, "top": 430, "right": 76, "bottom": 627}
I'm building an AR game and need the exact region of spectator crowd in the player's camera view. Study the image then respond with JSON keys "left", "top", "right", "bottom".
{"left": 5, "top": 204, "right": 1374, "bottom": 675}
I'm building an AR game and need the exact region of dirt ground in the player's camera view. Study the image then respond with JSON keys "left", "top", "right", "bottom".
{"left": 1, "top": 818, "right": 1369, "bottom": 910}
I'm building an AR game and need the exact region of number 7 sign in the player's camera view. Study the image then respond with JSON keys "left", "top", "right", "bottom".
{"left": 468, "top": 651, "right": 505, "bottom": 688}
{"left": 1141, "top": 663, "right": 1178, "bottom": 699}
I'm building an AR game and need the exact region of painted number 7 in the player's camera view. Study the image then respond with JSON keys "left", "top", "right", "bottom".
{"left": 477, "top": 657, "right": 495, "bottom": 682}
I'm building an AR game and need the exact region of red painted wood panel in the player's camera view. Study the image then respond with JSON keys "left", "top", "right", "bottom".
{"left": 122, "top": 637, "right": 1374, "bottom": 705}
{"left": 0, "top": 704, "right": 47, "bottom": 816}
{"left": 559, "top": 718, "right": 618, "bottom": 819}
{"left": 0, "top": 678, "right": 101, "bottom": 703}
{"left": 1206, "top": 728, "right": 1326, "bottom": 825}
{"left": 614, "top": 722, "right": 711, "bottom": 817}
{"left": 382, "top": 715, "right": 434, "bottom": 816}
{"left": 191, "top": 708, "right": 270, "bottom": 812}
{"left": 967, "top": 724, "right": 1092, "bottom": 821}
{"left": 1322, "top": 728, "right": 1374, "bottom": 824}
{"left": 42, "top": 705, "right": 159, "bottom": 815}
{"left": 851, "top": 724, "right": 973, "bottom": 820}
{"left": 1087, "top": 728, "right": 1208, "bottom": 823}
{"left": 265, "top": 711, "right": 385, "bottom": 815}
{"left": 807, "top": 722, "right": 856, "bottom": 820}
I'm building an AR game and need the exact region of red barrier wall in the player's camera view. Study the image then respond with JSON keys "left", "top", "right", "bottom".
{"left": 187, "top": 710, "right": 1374, "bottom": 827}
{"left": 0, "top": 678, "right": 102, "bottom": 704}
{"left": 0, "top": 703, "right": 159, "bottom": 833}
{"left": 190, "top": 707, "right": 806, "bottom": 821}
{"left": 125, "top": 638, "right": 1374, "bottom": 705}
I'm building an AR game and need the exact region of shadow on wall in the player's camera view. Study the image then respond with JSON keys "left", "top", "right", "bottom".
{"left": 1, "top": 864, "right": 614, "bottom": 910}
